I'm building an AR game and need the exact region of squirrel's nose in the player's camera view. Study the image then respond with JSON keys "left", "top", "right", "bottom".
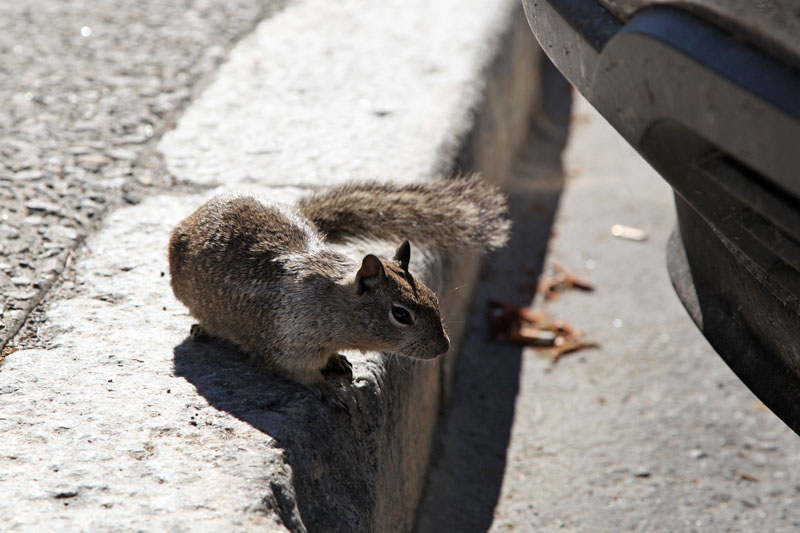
{"left": 437, "top": 334, "right": 450, "bottom": 355}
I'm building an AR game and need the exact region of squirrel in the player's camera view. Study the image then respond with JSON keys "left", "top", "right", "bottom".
{"left": 168, "top": 175, "right": 509, "bottom": 410}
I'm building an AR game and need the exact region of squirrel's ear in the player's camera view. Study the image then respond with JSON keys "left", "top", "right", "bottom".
{"left": 355, "top": 254, "right": 385, "bottom": 295}
{"left": 393, "top": 240, "right": 411, "bottom": 272}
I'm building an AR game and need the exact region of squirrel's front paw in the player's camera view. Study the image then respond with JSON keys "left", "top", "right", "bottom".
{"left": 189, "top": 323, "right": 213, "bottom": 342}
{"left": 322, "top": 353, "right": 354, "bottom": 381}
{"left": 309, "top": 380, "right": 351, "bottom": 414}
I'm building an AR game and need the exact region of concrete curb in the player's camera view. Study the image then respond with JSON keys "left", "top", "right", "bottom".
{"left": 0, "top": 1, "right": 541, "bottom": 531}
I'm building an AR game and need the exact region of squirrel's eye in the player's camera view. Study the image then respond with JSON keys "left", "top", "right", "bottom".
{"left": 391, "top": 305, "right": 414, "bottom": 326}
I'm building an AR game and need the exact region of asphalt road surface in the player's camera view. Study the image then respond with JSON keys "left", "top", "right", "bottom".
{"left": 0, "top": 0, "right": 286, "bottom": 349}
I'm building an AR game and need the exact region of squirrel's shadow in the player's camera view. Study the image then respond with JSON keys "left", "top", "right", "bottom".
{"left": 173, "top": 336, "right": 299, "bottom": 417}
{"left": 172, "top": 337, "right": 365, "bottom": 532}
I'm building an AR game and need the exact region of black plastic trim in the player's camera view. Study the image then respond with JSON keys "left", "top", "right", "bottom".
{"left": 522, "top": 0, "right": 800, "bottom": 435}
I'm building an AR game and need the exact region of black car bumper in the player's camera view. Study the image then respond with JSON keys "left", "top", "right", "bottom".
{"left": 523, "top": 0, "right": 800, "bottom": 434}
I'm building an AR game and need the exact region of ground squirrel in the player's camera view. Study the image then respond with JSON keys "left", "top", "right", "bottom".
{"left": 168, "top": 176, "right": 509, "bottom": 410}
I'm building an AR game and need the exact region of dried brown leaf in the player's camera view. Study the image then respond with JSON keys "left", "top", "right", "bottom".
{"left": 488, "top": 300, "right": 599, "bottom": 359}
{"left": 537, "top": 263, "right": 594, "bottom": 300}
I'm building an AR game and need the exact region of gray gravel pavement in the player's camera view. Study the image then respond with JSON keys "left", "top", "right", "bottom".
{"left": 0, "top": 0, "right": 286, "bottom": 349}
{"left": 416, "top": 75, "right": 800, "bottom": 532}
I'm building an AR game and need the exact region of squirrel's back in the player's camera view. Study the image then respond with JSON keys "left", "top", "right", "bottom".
{"left": 169, "top": 194, "right": 341, "bottom": 322}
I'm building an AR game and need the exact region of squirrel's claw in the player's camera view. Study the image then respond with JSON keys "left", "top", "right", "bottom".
{"left": 326, "top": 391, "right": 351, "bottom": 414}
{"left": 322, "top": 353, "right": 354, "bottom": 381}
{"left": 189, "top": 323, "right": 213, "bottom": 342}
{"left": 309, "top": 379, "right": 351, "bottom": 414}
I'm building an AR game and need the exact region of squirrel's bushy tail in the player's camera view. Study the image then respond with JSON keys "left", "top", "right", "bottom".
{"left": 297, "top": 174, "right": 510, "bottom": 250}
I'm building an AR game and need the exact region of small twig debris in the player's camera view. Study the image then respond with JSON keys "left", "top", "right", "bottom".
{"left": 488, "top": 301, "right": 599, "bottom": 361}
{"left": 537, "top": 263, "right": 595, "bottom": 301}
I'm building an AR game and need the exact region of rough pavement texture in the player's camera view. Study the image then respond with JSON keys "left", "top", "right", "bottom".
{"left": 416, "top": 90, "right": 800, "bottom": 531}
{"left": 159, "top": 0, "right": 535, "bottom": 187}
{"left": 0, "top": 0, "right": 286, "bottom": 349}
{"left": 0, "top": 0, "right": 541, "bottom": 531}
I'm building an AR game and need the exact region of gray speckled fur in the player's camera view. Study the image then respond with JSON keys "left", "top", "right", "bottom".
{"left": 168, "top": 179, "right": 508, "bottom": 407}
{"left": 297, "top": 174, "right": 510, "bottom": 250}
